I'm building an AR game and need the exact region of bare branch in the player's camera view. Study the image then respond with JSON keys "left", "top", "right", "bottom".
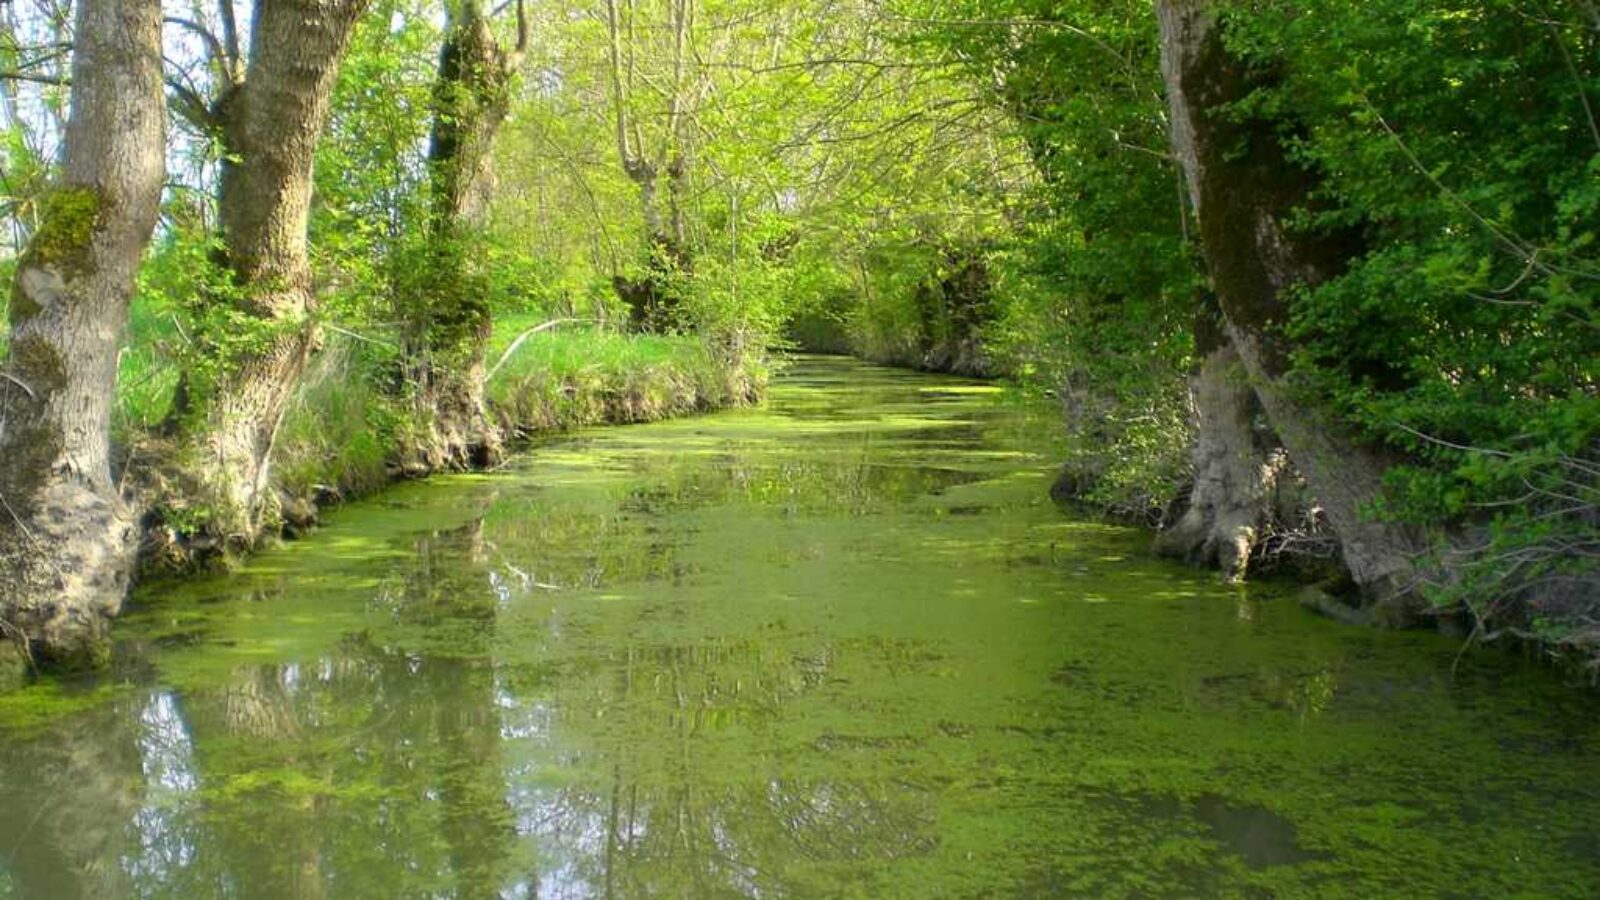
{"left": 164, "top": 71, "right": 216, "bottom": 132}
{"left": 218, "top": 0, "right": 241, "bottom": 73}
{"left": 164, "top": 16, "right": 229, "bottom": 78}
{"left": 0, "top": 70, "right": 68, "bottom": 86}
{"left": 0, "top": 372, "right": 36, "bottom": 399}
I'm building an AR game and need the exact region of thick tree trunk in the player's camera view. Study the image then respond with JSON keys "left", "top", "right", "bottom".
{"left": 0, "top": 0, "right": 164, "bottom": 667}
{"left": 1155, "top": 297, "right": 1284, "bottom": 580}
{"left": 667, "top": 155, "right": 689, "bottom": 253}
{"left": 1156, "top": 0, "right": 1424, "bottom": 614}
{"left": 187, "top": 0, "right": 370, "bottom": 541}
{"left": 405, "top": 0, "right": 523, "bottom": 469}
{"left": 627, "top": 158, "right": 666, "bottom": 247}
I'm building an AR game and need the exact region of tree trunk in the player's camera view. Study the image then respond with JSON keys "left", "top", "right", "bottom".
{"left": 1156, "top": 0, "right": 1424, "bottom": 614}
{"left": 405, "top": 0, "right": 525, "bottom": 469}
{"left": 0, "top": 0, "right": 164, "bottom": 667}
{"left": 603, "top": 0, "right": 691, "bottom": 332}
{"left": 667, "top": 155, "right": 689, "bottom": 254}
{"left": 664, "top": 0, "right": 691, "bottom": 257}
{"left": 1155, "top": 295, "right": 1284, "bottom": 580}
{"left": 186, "top": 0, "right": 370, "bottom": 542}
{"left": 627, "top": 158, "right": 666, "bottom": 247}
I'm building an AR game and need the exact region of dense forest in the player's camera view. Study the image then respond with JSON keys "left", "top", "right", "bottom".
{"left": 0, "top": 0, "right": 1595, "bottom": 680}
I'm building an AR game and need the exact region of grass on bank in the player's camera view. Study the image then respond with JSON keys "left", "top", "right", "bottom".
{"left": 269, "top": 312, "right": 766, "bottom": 511}
{"left": 270, "top": 319, "right": 763, "bottom": 504}
{"left": 3, "top": 299, "right": 765, "bottom": 531}
{"left": 486, "top": 312, "right": 763, "bottom": 435}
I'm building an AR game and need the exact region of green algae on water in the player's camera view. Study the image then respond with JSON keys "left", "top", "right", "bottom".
{"left": 0, "top": 356, "right": 1597, "bottom": 898}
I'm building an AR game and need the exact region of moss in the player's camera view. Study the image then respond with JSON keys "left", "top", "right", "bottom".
{"left": 0, "top": 679, "right": 130, "bottom": 737}
{"left": 6, "top": 186, "right": 101, "bottom": 330}
{"left": 9, "top": 333, "right": 66, "bottom": 393}
{"left": 0, "top": 337, "right": 65, "bottom": 504}
{"left": 36, "top": 631, "right": 112, "bottom": 674}
{"left": 19, "top": 186, "right": 102, "bottom": 276}
{"left": 7, "top": 279, "right": 41, "bottom": 324}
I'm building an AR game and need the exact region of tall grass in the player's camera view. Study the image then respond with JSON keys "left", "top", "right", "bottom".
{"left": 273, "top": 339, "right": 398, "bottom": 500}
{"left": 486, "top": 320, "right": 763, "bottom": 436}
{"left": 112, "top": 297, "right": 182, "bottom": 440}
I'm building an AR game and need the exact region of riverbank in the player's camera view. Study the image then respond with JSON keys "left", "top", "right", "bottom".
{"left": 785, "top": 312, "right": 995, "bottom": 379}
{"left": 142, "top": 322, "right": 767, "bottom": 569}
{"left": 0, "top": 319, "right": 764, "bottom": 686}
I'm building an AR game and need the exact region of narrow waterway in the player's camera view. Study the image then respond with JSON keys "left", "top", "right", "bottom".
{"left": 1, "top": 356, "right": 1596, "bottom": 898}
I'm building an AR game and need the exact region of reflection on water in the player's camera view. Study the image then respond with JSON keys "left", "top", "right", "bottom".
{"left": 2, "top": 356, "right": 1599, "bottom": 898}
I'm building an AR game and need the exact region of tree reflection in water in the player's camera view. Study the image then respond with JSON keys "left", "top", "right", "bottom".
{"left": 0, "top": 503, "right": 935, "bottom": 898}
{"left": 0, "top": 698, "right": 142, "bottom": 897}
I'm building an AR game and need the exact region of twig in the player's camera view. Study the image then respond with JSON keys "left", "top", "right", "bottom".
{"left": 163, "top": 16, "right": 230, "bottom": 81}
{"left": 0, "top": 371, "right": 35, "bottom": 399}
{"left": 0, "top": 71, "right": 67, "bottom": 87}
{"left": 0, "top": 614, "right": 34, "bottom": 671}
{"left": 1544, "top": 16, "right": 1600, "bottom": 153}
{"left": 1391, "top": 422, "right": 1514, "bottom": 457}
{"left": 1367, "top": 102, "right": 1600, "bottom": 282}
{"left": 324, "top": 324, "right": 397, "bottom": 348}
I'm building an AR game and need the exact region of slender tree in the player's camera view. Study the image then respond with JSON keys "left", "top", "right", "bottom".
{"left": 0, "top": 0, "right": 165, "bottom": 668}
{"left": 601, "top": 0, "right": 698, "bottom": 329}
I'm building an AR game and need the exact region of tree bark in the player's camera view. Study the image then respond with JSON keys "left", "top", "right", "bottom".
{"left": 0, "top": 0, "right": 164, "bottom": 667}
{"left": 666, "top": 154, "right": 689, "bottom": 255}
{"left": 1155, "top": 0, "right": 1424, "bottom": 613}
{"left": 185, "top": 0, "right": 371, "bottom": 542}
{"left": 1154, "top": 294, "right": 1285, "bottom": 580}
{"left": 663, "top": 0, "right": 691, "bottom": 256}
{"left": 405, "top": 0, "right": 525, "bottom": 469}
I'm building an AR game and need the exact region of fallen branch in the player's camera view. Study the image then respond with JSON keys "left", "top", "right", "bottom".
{"left": 485, "top": 318, "right": 593, "bottom": 382}
{"left": 324, "top": 324, "right": 397, "bottom": 348}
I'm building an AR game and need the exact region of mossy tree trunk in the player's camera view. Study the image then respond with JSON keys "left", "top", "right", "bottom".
{"left": 1156, "top": 0, "right": 1424, "bottom": 613}
{"left": 1155, "top": 293, "right": 1285, "bottom": 580}
{"left": 0, "top": 0, "right": 164, "bottom": 668}
{"left": 181, "top": 0, "right": 371, "bottom": 544}
{"left": 404, "top": 0, "right": 526, "bottom": 470}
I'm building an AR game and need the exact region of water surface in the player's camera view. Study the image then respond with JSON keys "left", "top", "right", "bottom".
{"left": 2, "top": 356, "right": 1597, "bottom": 898}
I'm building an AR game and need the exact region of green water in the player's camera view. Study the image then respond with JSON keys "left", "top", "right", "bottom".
{"left": 1, "top": 356, "right": 1597, "bottom": 898}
